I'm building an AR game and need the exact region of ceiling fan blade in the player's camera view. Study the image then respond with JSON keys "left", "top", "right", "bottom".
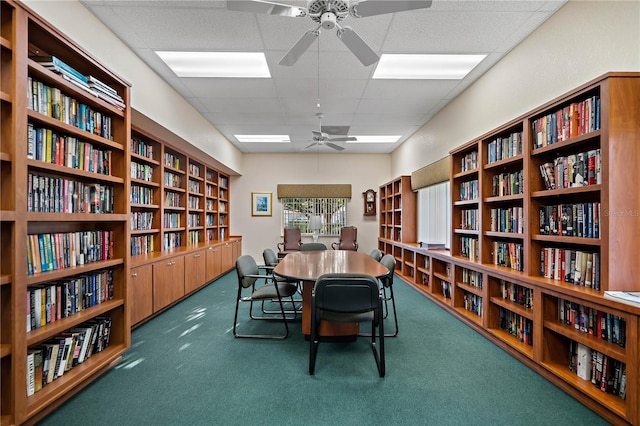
{"left": 226, "top": 0, "right": 307, "bottom": 18}
{"left": 336, "top": 26, "right": 379, "bottom": 66}
{"left": 304, "top": 142, "right": 319, "bottom": 150}
{"left": 279, "top": 29, "right": 319, "bottom": 66}
{"left": 325, "top": 143, "right": 345, "bottom": 151}
{"left": 350, "top": 0, "right": 433, "bottom": 18}
{"left": 328, "top": 136, "right": 357, "bottom": 142}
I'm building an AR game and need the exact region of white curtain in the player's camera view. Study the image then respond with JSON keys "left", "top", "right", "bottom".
{"left": 417, "top": 181, "right": 451, "bottom": 249}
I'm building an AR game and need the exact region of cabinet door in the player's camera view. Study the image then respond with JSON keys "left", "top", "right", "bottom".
{"left": 153, "top": 255, "right": 185, "bottom": 311}
{"left": 130, "top": 264, "right": 153, "bottom": 325}
{"left": 185, "top": 249, "right": 206, "bottom": 294}
{"left": 221, "top": 242, "right": 234, "bottom": 272}
{"left": 205, "top": 245, "right": 222, "bottom": 282}
{"left": 232, "top": 239, "right": 242, "bottom": 264}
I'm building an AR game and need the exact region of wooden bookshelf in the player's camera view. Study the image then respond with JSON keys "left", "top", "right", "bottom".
{"left": 1, "top": 2, "right": 131, "bottom": 424}
{"left": 381, "top": 73, "right": 640, "bottom": 425}
{"left": 128, "top": 121, "right": 240, "bottom": 327}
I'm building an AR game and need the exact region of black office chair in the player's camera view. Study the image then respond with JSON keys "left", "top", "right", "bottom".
{"left": 262, "top": 247, "right": 301, "bottom": 313}
{"left": 379, "top": 254, "right": 398, "bottom": 337}
{"left": 369, "top": 248, "right": 383, "bottom": 262}
{"left": 300, "top": 242, "right": 327, "bottom": 251}
{"left": 309, "top": 273, "right": 385, "bottom": 377}
{"left": 233, "top": 255, "right": 299, "bottom": 339}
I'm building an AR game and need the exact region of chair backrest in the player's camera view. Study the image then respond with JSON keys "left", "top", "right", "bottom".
{"left": 263, "top": 248, "right": 279, "bottom": 267}
{"left": 369, "top": 248, "right": 383, "bottom": 262}
{"left": 300, "top": 242, "right": 327, "bottom": 251}
{"left": 236, "top": 255, "right": 259, "bottom": 288}
{"left": 313, "top": 273, "right": 380, "bottom": 314}
{"left": 335, "top": 226, "right": 357, "bottom": 250}
{"left": 281, "top": 226, "right": 302, "bottom": 251}
{"left": 379, "top": 254, "right": 396, "bottom": 288}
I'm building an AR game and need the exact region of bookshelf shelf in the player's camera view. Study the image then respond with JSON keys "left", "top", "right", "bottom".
{"left": 1, "top": 2, "right": 132, "bottom": 423}
{"left": 381, "top": 73, "right": 640, "bottom": 425}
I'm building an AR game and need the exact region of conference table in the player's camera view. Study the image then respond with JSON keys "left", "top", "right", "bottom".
{"left": 273, "top": 250, "right": 389, "bottom": 337}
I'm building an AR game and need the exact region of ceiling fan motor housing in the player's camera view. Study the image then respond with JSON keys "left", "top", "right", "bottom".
{"left": 320, "top": 12, "right": 337, "bottom": 29}
{"left": 309, "top": 0, "right": 349, "bottom": 23}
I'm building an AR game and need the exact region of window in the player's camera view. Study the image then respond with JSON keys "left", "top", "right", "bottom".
{"left": 417, "top": 181, "right": 451, "bottom": 248}
{"left": 281, "top": 197, "right": 348, "bottom": 237}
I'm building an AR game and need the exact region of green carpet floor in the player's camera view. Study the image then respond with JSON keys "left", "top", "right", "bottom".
{"left": 37, "top": 271, "right": 610, "bottom": 425}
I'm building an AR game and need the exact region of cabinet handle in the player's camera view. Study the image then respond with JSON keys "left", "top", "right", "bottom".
{"left": 132, "top": 273, "right": 138, "bottom": 277}
{"left": 194, "top": 254, "right": 201, "bottom": 258}
{"left": 168, "top": 261, "right": 176, "bottom": 266}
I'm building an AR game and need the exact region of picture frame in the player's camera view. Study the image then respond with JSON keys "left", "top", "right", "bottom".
{"left": 251, "top": 191, "right": 272, "bottom": 216}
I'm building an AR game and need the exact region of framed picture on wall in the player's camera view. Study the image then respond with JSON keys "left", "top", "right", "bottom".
{"left": 251, "top": 191, "right": 272, "bottom": 216}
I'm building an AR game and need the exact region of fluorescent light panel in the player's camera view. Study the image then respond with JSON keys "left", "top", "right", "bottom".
{"left": 156, "top": 51, "right": 271, "bottom": 78}
{"left": 349, "top": 136, "right": 402, "bottom": 143}
{"left": 373, "top": 54, "right": 486, "bottom": 79}
{"left": 235, "top": 135, "right": 290, "bottom": 143}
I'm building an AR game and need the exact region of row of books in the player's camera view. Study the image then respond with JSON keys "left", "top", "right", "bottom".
{"left": 187, "top": 230, "right": 202, "bottom": 246}
{"left": 492, "top": 241, "right": 524, "bottom": 271}
{"left": 187, "top": 213, "right": 201, "bottom": 227}
{"left": 500, "top": 280, "right": 533, "bottom": 309}
{"left": 27, "top": 270, "right": 113, "bottom": 332}
{"left": 558, "top": 298, "right": 625, "bottom": 347}
{"left": 26, "top": 231, "right": 114, "bottom": 275}
{"left": 188, "top": 195, "right": 201, "bottom": 210}
{"left": 165, "top": 192, "right": 182, "bottom": 207}
{"left": 131, "top": 161, "right": 154, "bottom": 182}
{"left": 188, "top": 163, "right": 201, "bottom": 177}
{"left": 130, "top": 137, "right": 154, "bottom": 160}
{"left": 490, "top": 206, "right": 524, "bottom": 234}
{"left": 486, "top": 131, "right": 523, "bottom": 164}
{"left": 461, "top": 268, "right": 483, "bottom": 289}
{"left": 440, "top": 280, "right": 451, "bottom": 299}
{"left": 131, "top": 185, "right": 154, "bottom": 205}
{"left": 491, "top": 170, "right": 524, "bottom": 197}
{"left": 164, "top": 171, "right": 183, "bottom": 188}
{"left": 459, "top": 179, "right": 479, "bottom": 201}
{"left": 28, "top": 77, "right": 114, "bottom": 140}
{"left": 27, "top": 172, "right": 114, "bottom": 214}
{"left": 26, "top": 316, "right": 113, "bottom": 397}
{"left": 164, "top": 152, "right": 182, "bottom": 169}
{"left": 163, "top": 213, "right": 181, "bottom": 228}
{"left": 463, "top": 292, "right": 483, "bottom": 317}
{"left": 539, "top": 203, "right": 600, "bottom": 238}
{"left": 532, "top": 95, "right": 601, "bottom": 149}
{"left": 131, "top": 235, "right": 154, "bottom": 256}
{"left": 538, "top": 149, "right": 601, "bottom": 190}
{"left": 570, "top": 343, "right": 626, "bottom": 399}
{"left": 459, "top": 208, "right": 478, "bottom": 230}
{"left": 131, "top": 211, "right": 154, "bottom": 231}
{"left": 206, "top": 185, "right": 217, "bottom": 197}
{"left": 163, "top": 232, "right": 182, "bottom": 249}
{"left": 188, "top": 180, "right": 201, "bottom": 193}
{"left": 31, "top": 55, "right": 125, "bottom": 110}
{"left": 498, "top": 307, "right": 533, "bottom": 345}
{"left": 540, "top": 248, "right": 600, "bottom": 290}
{"left": 460, "top": 236, "right": 478, "bottom": 261}
{"left": 27, "top": 123, "right": 113, "bottom": 175}
{"left": 460, "top": 150, "right": 478, "bottom": 172}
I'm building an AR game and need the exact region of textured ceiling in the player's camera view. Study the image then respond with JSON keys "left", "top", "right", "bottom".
{"left": 81, "top": 0, "right": 566, "bottom": 154}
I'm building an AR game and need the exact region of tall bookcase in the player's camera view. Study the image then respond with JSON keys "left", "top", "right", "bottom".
{"left": 1, "top": 1, "right": 131, "bottom": 424}
{"left": 381, "top": 73, "right": 640, "bottom": 425}
{"left": 128, "top": 120, "right": 239, "bottom": 327}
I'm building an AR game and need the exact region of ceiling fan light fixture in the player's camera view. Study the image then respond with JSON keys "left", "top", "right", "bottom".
{"left": 373, "top": 54, "right": 487, "bottom": 80}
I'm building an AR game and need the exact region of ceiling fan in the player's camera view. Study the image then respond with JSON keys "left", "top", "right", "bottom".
{"left": 226, "top": 0, "right": 433, "bottom": 66}
{"left": 303, "top": 112, "right": 355, "bottom": 151}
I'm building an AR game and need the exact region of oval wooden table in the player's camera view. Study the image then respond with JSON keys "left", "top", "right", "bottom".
{"left": 273, "top": 250, "right": 389, "bottom": 337}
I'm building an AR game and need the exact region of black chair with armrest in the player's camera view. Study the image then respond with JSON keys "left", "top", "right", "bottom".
{"left": 331, "top": 226, "right": 358, "bottom": 251}
{"left": 309, "top": 273, "right": 385, "bottom": 377}
{"left": 233, "top": 255, "right": 299, "bottom": 339}
{"left": 300, "top": 242, "right": 327, "bottom": 251}
{"left": 369, "top": 248, "right": 383, "bottom": 261}
{"left": 359, "top": 254, "right": 398, "bottom": 338}
{"left": 262, "top": 248, "right": 302, "bottom": 313}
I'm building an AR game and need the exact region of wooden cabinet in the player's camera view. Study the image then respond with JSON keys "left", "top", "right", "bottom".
{"left": 1, "top": 2, "right": 131, "bottom": 423}
{"left": 152, "top": 255, "right": 185, "bottom": 312}
{"left": 184, "top": 249, "right": 206, "bottom": 294}
{"left": 205, "top": 245, "right": 222, "bottom": 283}
{"left": 130, "top": 264, "right": 153, "bottom": 326}
{"left": 382, "top": 73, "right": 640, "bottom": 425}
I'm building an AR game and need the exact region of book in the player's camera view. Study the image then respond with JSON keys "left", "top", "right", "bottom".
{"left": 30, "top": 55, "right": 88, "bottom": 84}
{"left": 603, "top": 291, "right": 640, "bottom": 306}
{"left": 419, "top": 242, "right": 446, "bottom": 250}
{"left": 576, "top": 343, "right": 592, "bottom": 380}
{"left": 26, "top": 350, "right": 35, "bottom": 396}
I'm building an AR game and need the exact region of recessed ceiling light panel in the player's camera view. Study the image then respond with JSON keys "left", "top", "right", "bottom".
{"left": 235, "top": 135, "right": 290, "bottom": 143}
{"left": 349, "top": 136, "right": 402, "bottom": 143}
{"left": 156, "top": 51, "right": 271, "bottom": 78}
{"left": 373, "top": 54, "right": 486, "bottom": 79}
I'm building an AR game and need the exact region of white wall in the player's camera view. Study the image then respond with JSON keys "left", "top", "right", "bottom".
{"left": 23, "top": 0, "right": 243, "bottom": 174}
{"left": 392, "top": 0, "right": 640, "bottom": 177}
{"left": 231, "top": 153, "right": 391, "bottom": 260}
